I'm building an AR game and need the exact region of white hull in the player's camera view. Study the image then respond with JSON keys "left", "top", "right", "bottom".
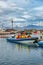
{"left": 18, "top": 40, "right": 36, "bottom": 46}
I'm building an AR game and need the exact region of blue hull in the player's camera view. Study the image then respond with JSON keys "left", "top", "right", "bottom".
{"left": 38, "top": 41, "right": 43, "bottom": 46}
{"left": 6, "top": 37, "right": 38, "bottom": 46}
{"left": 6, "top": 37, "right": 38, "bottom": 42}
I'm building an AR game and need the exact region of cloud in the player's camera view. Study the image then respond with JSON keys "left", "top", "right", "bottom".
{"left": 34, "top": 6, "right": 43, "bottom": 11}
{"left": 6, "top": 22, "right": 30, "bottom": 28}
{"left": 0, "top": 1, "right": 8, "bottom": 9}
{"left": 0, "top": 0, "right": 24, "bottom": 18}
{"left": 0, "top": 1, "right": 24, "bottom": 12}
{"left": 14, "top": 22, "right": 29, "bottom": 27}
{"left": 32, "top": 6, "right": 43, "bottom": 18}
{"left": 16, "top": 7, "right": 24, "bottom": 10}
{"left": 14, "top": 23, "right": 25, "bottom": 27}
{"left": 22, "top": 15, "right": 31, "bottom": 18}
{"left": 9, "top": 3, "right": 16, "bottom": 7}
{"left": 0, "top": 10, "right": 3, "bottom": 13}
{"left": 32, "top": 22, "right": 43, "bottom": 26}
{"left": 5, "top": 16, "right": 25, "bottom": 21}
{"left": 0, "top": 0, "right": 43, "bottom": 29}
{"left": 14, "top": 18, "right": 25, "bottom": 21}
{"left": 0, "top": 0, "right": 7, "bottom": 1}
{"left": 35, "top": 0, "right": 43, "bottom": 2}
{"left": 23, "top": 11, "right": 28, "bottom": 14}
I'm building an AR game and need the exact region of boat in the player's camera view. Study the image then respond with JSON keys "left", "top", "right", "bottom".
{"left": 38, "top": 41, "right": 43, "bottom": 46}
{"left": 6, "top": 37, "right": 38, "bottom": 46}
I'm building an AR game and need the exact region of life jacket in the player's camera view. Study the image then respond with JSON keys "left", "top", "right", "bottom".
{"left": 27, "top": 35, "right": 31, "bottom": 38}
{"left": 21, "top": 35, "right": 25, "bottom": 38}
{"left": 16, "top": 35, "right": 21, "bottom": 39}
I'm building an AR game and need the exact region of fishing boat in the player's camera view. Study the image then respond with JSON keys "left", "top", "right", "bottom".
{"left": 6, "top": 37, "right": 38, "bottom": 46}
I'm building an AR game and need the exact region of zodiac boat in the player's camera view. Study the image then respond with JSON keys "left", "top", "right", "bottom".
{"left": 6, "top": 37, "right": 38, "bottom": 46}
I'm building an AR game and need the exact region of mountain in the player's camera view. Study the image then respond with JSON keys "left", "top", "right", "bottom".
{"left": 4, "top": 25, "right": 43, "bottom": 30}
{"left": 25, "top": 25, "right": 43, "bottom": 30}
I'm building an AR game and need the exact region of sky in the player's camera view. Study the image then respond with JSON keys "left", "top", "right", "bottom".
{"left": 0, "top": 0, "right": 43, "bottom": 29}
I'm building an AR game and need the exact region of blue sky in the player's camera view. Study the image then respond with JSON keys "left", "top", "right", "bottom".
{"left": 0, "top": 0, "right": 43, "bottom": 29}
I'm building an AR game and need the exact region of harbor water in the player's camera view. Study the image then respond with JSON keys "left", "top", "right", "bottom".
{"left": 0, "top": 38, "right": 43, "bottom": 65}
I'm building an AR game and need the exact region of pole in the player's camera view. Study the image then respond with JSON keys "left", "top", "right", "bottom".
{"left": 12, "top": 20, "right": 13, "bottom": 29}
{"left": 11, "top": 18, "right": 13, "bottom": 30}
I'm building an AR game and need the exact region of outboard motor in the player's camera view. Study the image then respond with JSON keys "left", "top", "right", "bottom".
{"left": 33, "top": 38, "right": 39, "bottom": 43}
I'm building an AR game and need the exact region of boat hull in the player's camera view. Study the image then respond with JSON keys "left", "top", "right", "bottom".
{"left": 6, "top": 37, "right": 38, "bottom": 46}
{"left": 38, "top": 41, "right": 43, "bottom": 46}
{"left": 17, "top": 40, "right": 35, "bottom": 46}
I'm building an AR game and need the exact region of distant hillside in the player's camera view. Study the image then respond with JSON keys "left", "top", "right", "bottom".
{"left": 4, "top": 25, "right": 43, "bottom": 30}
{"left": 25, "top": 25, "right": 43, "bottom": 30}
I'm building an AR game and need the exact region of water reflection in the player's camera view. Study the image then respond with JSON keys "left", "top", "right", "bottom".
{"left": 16, "top": 44, "right": 30, "bottom": 52}
{"left": 40, "top": 48, "right": 43, "bottom": 57}
{"left": 0, "top": 38, "right": 43, "bottom": 65}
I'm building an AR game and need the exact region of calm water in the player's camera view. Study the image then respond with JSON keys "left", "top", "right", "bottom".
{"left": 0, "top": 38, "right": 43, "bottom": 65}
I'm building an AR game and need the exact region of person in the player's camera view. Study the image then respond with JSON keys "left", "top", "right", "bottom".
{"left": 33, "top": 38, "right": 39, "bottom": 43}
{"left": 16, "top": 33, "right": 22, "bottom": 39}
{"left": 40, "top": 36, "right": 42, "bottom": 40}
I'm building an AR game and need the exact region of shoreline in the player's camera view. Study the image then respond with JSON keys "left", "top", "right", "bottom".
{"left": 0, "top": 31, "right": 42, "bottom": 38}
